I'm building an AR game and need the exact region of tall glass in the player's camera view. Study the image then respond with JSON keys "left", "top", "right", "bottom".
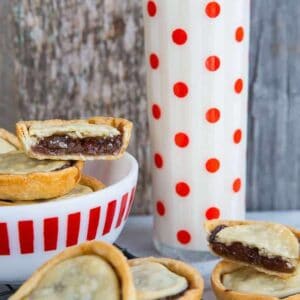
{"left": 143, "top": 0, "right": 250, "bottom": 260}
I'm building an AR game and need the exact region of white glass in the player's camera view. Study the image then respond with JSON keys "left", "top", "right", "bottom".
{"left": 143, "top": 0, "right": 250, "bottom": 260}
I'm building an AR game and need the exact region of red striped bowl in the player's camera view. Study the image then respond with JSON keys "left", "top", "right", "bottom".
{"left": 0, "top": 152, "right": 138, "bottom": 282}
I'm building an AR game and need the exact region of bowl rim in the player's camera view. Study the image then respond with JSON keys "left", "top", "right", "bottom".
{"left": 0, "top": 152, "right": 138, "bottom": 211}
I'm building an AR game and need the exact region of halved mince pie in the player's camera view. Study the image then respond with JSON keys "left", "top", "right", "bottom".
{"left": 0, "top": 128, "right": 20, "bottom": 153}
{"left": 0, "top": 175, "right": 104, "bottom": 206}
{"left": 16, "top": 117, "right": 133, "bottom": 161}
{"left": 205, "top": 220, "right": 300, "bottom": 277}
{"left": 10, "top": 241, "right": 136, "bottom": 300}
{"left": 211, "top": 260, "right": 300, "bottom": 300}
{"left": 0, "top": 151, "right": 83, "bottom": 201}
{"left": 129, "top": 257, "right": 204, "bottom": 300}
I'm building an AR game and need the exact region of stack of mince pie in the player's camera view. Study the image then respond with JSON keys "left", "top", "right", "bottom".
{"left": 0, "top": 117, "right": 132, "bottom": 205}
{"left": 11, "top": 241, "right": 204, "bottom": 300}
{"left": 206, "top": 220, "right": 300, "bottom": 299}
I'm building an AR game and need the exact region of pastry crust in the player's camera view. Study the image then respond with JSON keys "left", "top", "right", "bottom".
{"left": 0, "top": 175, "right": 104, "bottom": 206}
{"left": 16, "top": 117, "right": 133, "bottom": 161}
{"left": 205, "top": 220, "right": 300, "bottom": 278}
{"left": 0, "top": 128, "right": 20, "bottom": 151}
{"left": 0, "top": 159, "right": 83, "bottom": 201}
{"left": 10, "top": 241, "right": 136, "bottom": 300}
{"left": 211, "top": 260, "right": 300, "bottom": 300}
{"left": 79, "top": 174, "right": 106, "bottom": 191}
{"left": 129, "top": 257, "right": 204, "bottom": 300}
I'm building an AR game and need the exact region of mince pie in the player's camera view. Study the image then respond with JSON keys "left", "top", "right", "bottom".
{"left": 0, "top": 128, "right": 20, "bottom": 153}
{"left": 10, "top": 241, "right": 136, "bottom": 300}
{"left": 0, "top": 175, "right": 104, "bottom": 206}
{"left": 205, "top": 220, "right": 300, "bottom": 277}
{"left": 211, "top": 260, "right": 300, "bottom": 300}
{"left": 0, "top": 151, "right": 83, "bottom": 201}
{"left": 17, "top": 117, "right": 132, "bottom": 161}
{"left": 129, "top": 257, "right": 204, "bottom": 299}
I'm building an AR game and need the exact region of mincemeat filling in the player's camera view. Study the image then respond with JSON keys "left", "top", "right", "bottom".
{"left": 32, "top": 134, "right": 123, "bottom": 156}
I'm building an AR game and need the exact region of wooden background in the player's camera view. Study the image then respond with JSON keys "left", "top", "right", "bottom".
{"left": 0, "top": 0, "right": 299, "bottom": 213}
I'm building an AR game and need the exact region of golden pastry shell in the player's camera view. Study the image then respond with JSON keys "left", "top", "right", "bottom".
{"left": 10, "top": 241, "right": 137, "bottom": 300}
{"left": 129, "top": 257, "right": 204, "bottom": 300}
{"left": 16, "top": 117, "right": 133, "bottom": 161}
{"left": 0, "top": 174, "right": 104, "bottom": 206}
{"left": 211, "top": 260, "right": 300, "bottom": 300}
{"left": 0, "top": 160, "right": 83, "bottom": 201}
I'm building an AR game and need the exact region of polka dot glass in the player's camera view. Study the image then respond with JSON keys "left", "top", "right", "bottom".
{"left": 144, "top": 0, "right": 250, "bottom": 252}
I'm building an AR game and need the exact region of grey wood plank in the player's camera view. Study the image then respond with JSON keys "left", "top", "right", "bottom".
{"left": 248, "top": 0, "right": 300, "bottom": 210}
{"left": 0, "top": 0, "right": 19, "bottom": 131}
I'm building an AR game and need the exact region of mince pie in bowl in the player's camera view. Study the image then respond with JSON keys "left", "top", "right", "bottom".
{"left": 211, "top": 260, "right": 300, "bottom": 300}
{"left": 10, "top": 241, "right": 136, "bottom": 300}
{"left": 205, "top": 220, "right": 300, "bottom": 277}
{"left": 17, "top": 117, "right": 132, "bottom": 161}
{"left": 129, "top": 257, "right": 204, "bottom": 299}
{"left": 0, "top": 151, "right": 83, "bottom": 201}
{"left": 0, "top": 175, "right": 104, "bottom": 206}
{"left": 0, "top": 128, "right": 20, "bottom": 153}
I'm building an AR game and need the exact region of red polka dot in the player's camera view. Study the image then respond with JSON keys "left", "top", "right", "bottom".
{"left": 206, "top": 108, "right": 221, "bottom": 123}
{"left": 172, "top": 29, "right": 188, "bottom": 45}
{"left": 234, "top": 79, "right": 244, "bottom": 94}
{"left": 235, "top": 26, "right": 244, "bottom": 42}
{"left": 154, "top": 153, "right": 163, "bottom": 168}
{"left": 175, "top": 182, "right": 190, "bottom": 197}
{"left": 147, "top": 1, "right": 157, "bottom": 17}
{"left": 173, "top": 82, "right": 189, "bottom": 98}
{"left": 156, "top": 201, "right": 165, "bottom": 216}
{"left": 177, "top": 230, "right": 191, "bottom": 244}
{"left": 205, "top": 56, "right": 221, "bottom": 71}
{"left": 205, "top": 207, "right": 220, "bottom": 220}
{"left": 152, "top": 104, "right": 161, "bottom": 119}
{"left": 149, "top": 53, "right": 159, "bottom": 69}
{"left": 233, "top": 178, "right": 242, "bottom": 193}
{"left": 174, "top": 132, "right": 189, "bottom": 148}
{"left": 205, "top": 2, "right": 221, "bottom": 18}
{"left": 205, "top": 158, "right": 220, "bottom": 173}
{"left": 233, "top": 129, "right": 242, "bottom": 144}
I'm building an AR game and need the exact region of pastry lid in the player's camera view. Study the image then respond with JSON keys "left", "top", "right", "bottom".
{"left": 129, "top": 257, "right": 204, "bottom": 300}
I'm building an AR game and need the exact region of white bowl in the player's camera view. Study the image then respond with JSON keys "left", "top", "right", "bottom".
{"left": 0, "top": 152, "right": 138, "bottom": 282}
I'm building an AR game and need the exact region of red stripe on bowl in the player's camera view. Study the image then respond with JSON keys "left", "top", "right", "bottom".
{"left": 18, "top": 220, "right": 34, "bottom": 254}
{"left": 0, "top": 223, "right": 10, "bottom": 255}
{"left": 44, "top": 217, "right": 59, "bottom": 251}
{"left": 102, "top": 200, "right": 117, "bottom": 235}
{"left": 115, "top": 193, "right": 129, "bottom": 228}
{"left": 66, "top": 212, "right": 81, "bottom": 247}
{"left": 86, "top": 207, "right": 101, "bottom": 241}
{"left": 125, "top": 187, "right": 136, "bottom": 219}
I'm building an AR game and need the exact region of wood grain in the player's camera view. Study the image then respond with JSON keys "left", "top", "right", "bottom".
{"left": 248, "top": 0, "right": 300, "bottom": 210}
{"left": 0, "top": 1, "right": 19, "bottom": 131}
{"left": 10, "top": 0, "right": 151, "bottom": 214}
{"left": 0, "top": 0, "right": 299, "bottom": 212}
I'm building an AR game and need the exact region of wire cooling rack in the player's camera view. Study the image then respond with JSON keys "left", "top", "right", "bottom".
{"left": 0, "top": 244, "right": 136, "bottom": 299}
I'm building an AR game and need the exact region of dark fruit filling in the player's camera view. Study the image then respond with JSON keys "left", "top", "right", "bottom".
{"left": 32, "top": 134, "right": 123, "bottom": 156}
